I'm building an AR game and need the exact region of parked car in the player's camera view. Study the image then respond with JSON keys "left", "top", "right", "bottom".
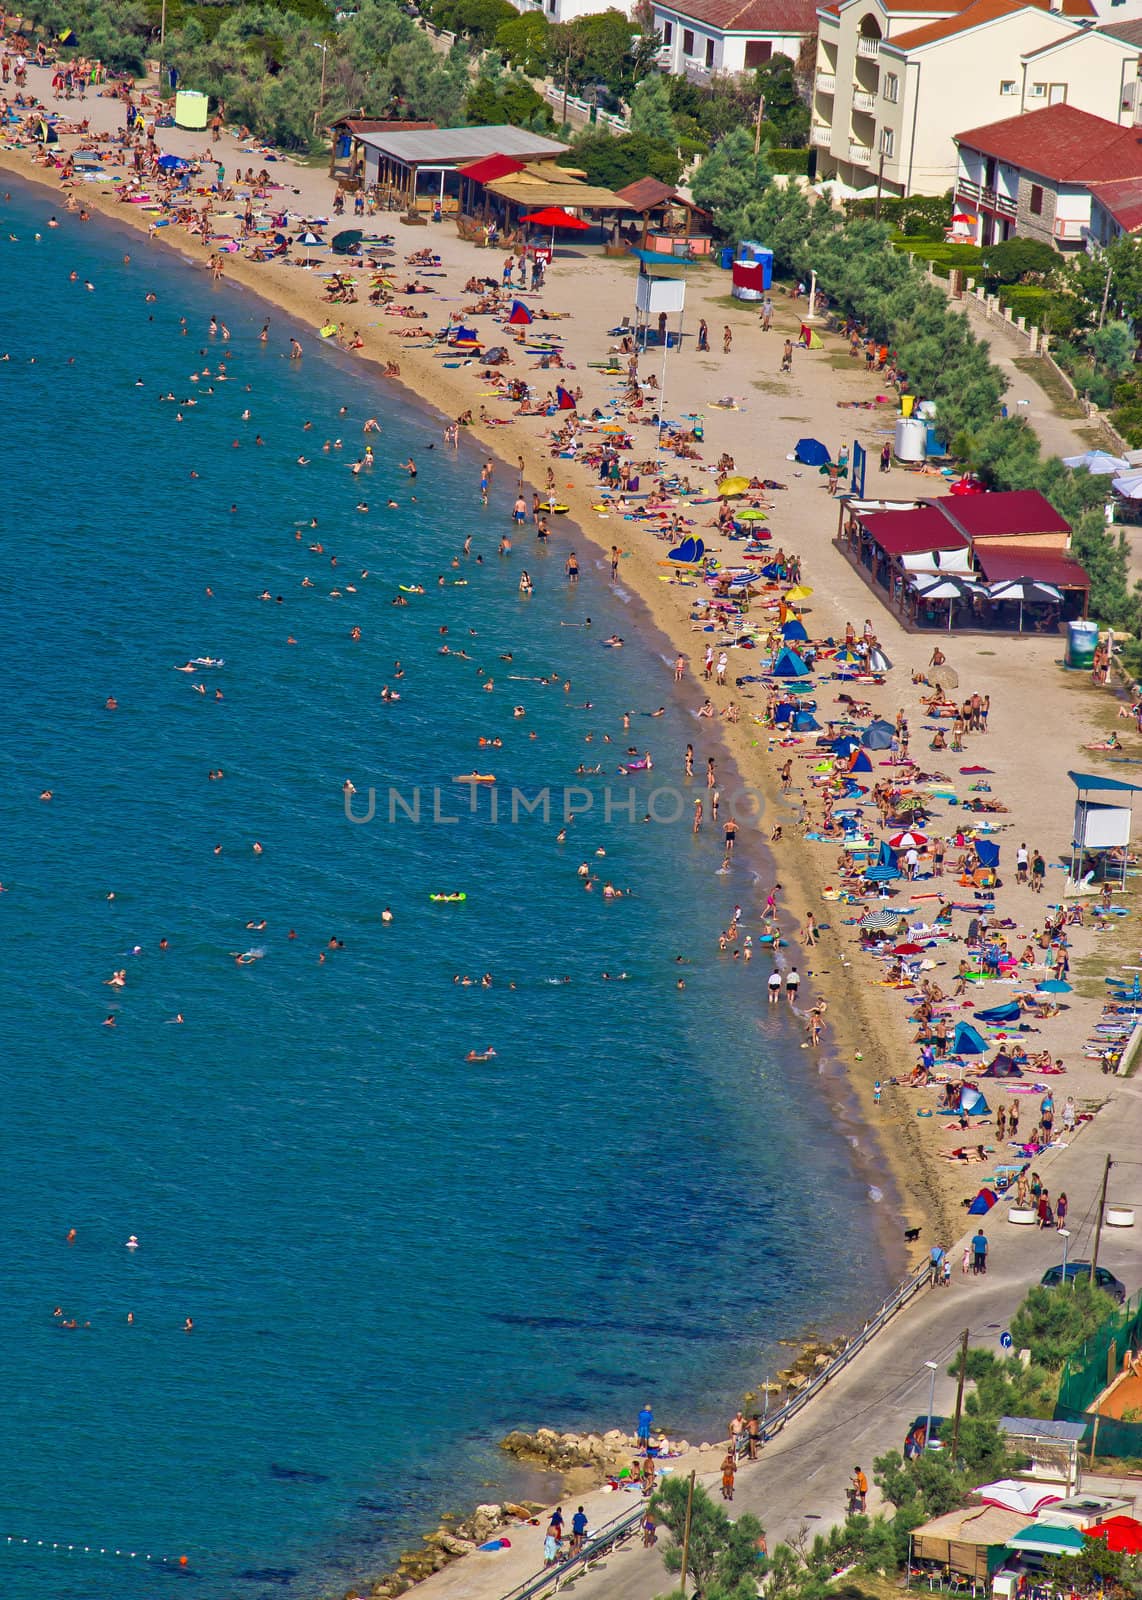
{"left": 1040, "top": 1262, "right": 1126, "bottom": 1303}
{"left": 904, "top": 1414, "right": 945, "bottom": 1457}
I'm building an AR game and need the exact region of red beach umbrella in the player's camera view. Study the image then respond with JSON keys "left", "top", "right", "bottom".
{"left": 889, "top": 830, "right": 927, "bottom": 849}
{"left": 893, "top": 942, "right": 925, "bottom": 956}
{"left": 521, "top": 206, "right": 591, "bottom": 250}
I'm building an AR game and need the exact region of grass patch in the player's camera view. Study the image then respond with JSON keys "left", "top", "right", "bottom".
{"left": 751, "top": 379, "right": 786, "bottom": 393}
{"left": 1012, "top": 356, "right": 1085, "bottom": 419}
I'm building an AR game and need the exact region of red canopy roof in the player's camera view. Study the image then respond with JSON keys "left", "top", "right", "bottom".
{"left": 973, "top": 545, "right": 1090, "bottom": 589}
{"left": 858, "top": 507, "right": 969, "bottom": 556}
{"left": 938, "top": 488, "right": 1071, "bottom": 538}
{"left": 457, "top": 153, "right": 525, "bottom": 184}
{"left": 1088, "top": 1516, "right": 1142, "bottom": 1554}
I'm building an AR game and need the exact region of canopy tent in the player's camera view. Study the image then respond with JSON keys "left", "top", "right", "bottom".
{"left": 1006, "top": 1524, "right": 1085, "bottom": 1555}
{"left": 772, "top": 646, "right": 811, "bottom": 678}
{"left": 506, "top": 299, "right": 533, "bottom": 326}
{"left": 953, "top": 1023, "right": 988, "bottom": 1058}
{"left": 1087, "top": 1516, "right": 1142, "bottom": 1554}
{"left": 967, "top": 1187, "right": 999, "bottom": 1214}
{"left": 1063, "top": 450, "right": 1130, "bottom": 475}
{"left": 794, "top": 437, "right": 830, "bottom": 467}
{"left": 974, "top": 1481, "right": 1062, "bottom": 1516}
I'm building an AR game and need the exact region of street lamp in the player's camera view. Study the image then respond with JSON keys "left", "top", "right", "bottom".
{"left": 924, "top": 1359, "right": 939, "bottom": 1451}
{"left": 1059, "top": 1227, "right": 1071, "bottom": 1289}
{"left": 312, "top": 40, "right": 331, "bottom": 137}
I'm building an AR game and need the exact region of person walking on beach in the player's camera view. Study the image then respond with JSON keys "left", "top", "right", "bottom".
{"left": 698, "top": 318, "right": 709, "bottom": 352}
{"left": 570, "top": 1506, "right": 588, "bottom": 1556}
{"left": 1031, "top": 849, "right": 1046, "bottom": 893}
{"left": 721, "top": 1452, "right": 736, "bottom": 1500}
{"left": 723, "top": 325, "right": 733, "bottom": 355}
{"left": 785, "top": 965, "right": 800, "bottom": 1005}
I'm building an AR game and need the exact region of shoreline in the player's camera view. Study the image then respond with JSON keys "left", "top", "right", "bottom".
{"left": 0, "top": 137, "right": 986, "bottom": 1599}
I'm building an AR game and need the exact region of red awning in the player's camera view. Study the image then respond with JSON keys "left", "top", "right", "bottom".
{"left": 859, "top": 507, "right": 969, "bottom": 556}
{"left": 456, "top": 154, "right": 525, "bottom": 184}
{"left": 974, "top": 545, "right": 1090, "bottom": 589}
{"left": 938, "top": 489, "right": 1071, "bottom": 538}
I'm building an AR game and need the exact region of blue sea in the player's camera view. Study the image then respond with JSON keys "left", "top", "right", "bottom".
{"left": 0, "top": 182, "right": 893, "bottom": 1600}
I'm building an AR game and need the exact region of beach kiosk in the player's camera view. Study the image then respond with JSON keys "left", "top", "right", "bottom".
{"left": 174, "top": 89, "right": 208, "bottom": 130}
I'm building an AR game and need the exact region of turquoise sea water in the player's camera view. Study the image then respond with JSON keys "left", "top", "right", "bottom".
{"left": 0, "top": 183, "right": 893, "bottom": 1600}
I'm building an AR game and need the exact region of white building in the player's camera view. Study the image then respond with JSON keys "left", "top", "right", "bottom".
{"left": 507, "top": 0, "right": 634, "bottom": 25}
{"left": 953, "top": 101, "right": 1142, "bottom": 247}
{"left": 808, "top": 0, "right": 1142, "bottom": 196}
{"left": 651, "top": 0, "right": 818, "bottom": 78}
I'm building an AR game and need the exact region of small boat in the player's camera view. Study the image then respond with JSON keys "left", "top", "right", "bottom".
{"left": 454, "top": 773, "right": 495, "bottom": 783}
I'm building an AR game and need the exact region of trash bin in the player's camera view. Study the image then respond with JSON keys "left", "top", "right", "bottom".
{"left": 720, "top": 244, "right": 734, "bottom": 270}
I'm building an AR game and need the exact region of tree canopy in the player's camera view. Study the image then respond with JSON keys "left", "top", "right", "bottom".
{"left": 561, "top": 128, "right": 680, "bottom": 189}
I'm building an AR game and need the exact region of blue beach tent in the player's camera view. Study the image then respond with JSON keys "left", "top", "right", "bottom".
{"left": 781, "top": 618, "right": 809, "bottom": 642}
{"left": 772, "top": 646, "right": 810, "bottom": 678}
{"left": 975, "top": 1001, "right": 1021, "bottom": 1024}
{"left": 959, "top": 1083, "right": 991, "bottom": 1115}
{"left": 849, "top": 750, "right": 873, "bottom": 772}
{"left": 865, "top": 841, "right": 901, "bottom": 882}
{"left": 967, "top": 1186, "right": 998, "bottom": 1214}
{"left": 953, "top": 1021, "right": 988, "bottom": 1056}
{"left": 792, "top": 710, "right": 821, "bottom": 731}
{"left": 794, "top": 437, "right": 830, "bottom": 466}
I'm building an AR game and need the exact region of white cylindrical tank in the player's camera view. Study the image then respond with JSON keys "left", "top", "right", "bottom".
{"left": 894, "top": 417, "right": 927, "bottom": 462}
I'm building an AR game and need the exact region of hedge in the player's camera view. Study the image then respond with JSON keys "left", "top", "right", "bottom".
{"left": 767, "top": 147, "right": 809, "bottom": 175}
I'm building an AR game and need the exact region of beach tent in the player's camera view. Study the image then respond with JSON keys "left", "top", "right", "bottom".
{"left": 34, "top": 119, "right": 59, "bottom": 144}
{"left": 980, "top": 1053, "right": 1023, "bottom": 1078}
{"left": 829, "top": 735, "right": 860, "bottom": 756}
{"left": 794, "top": 437, "right": 830, "bottom": 466}
{"left": 967, "top": 1187, "right": 999, "bottom": 1215}
{"left": 975, "top": 839, "right": 1001, "bottom": 869}
{"left": 781, "top": 618, "right": 809, "bottom": 642}
{"left": 772, "top": 647, "right": 811, "bottom": 678}
{"left": 959, "top": 1085, "right": 991, "bottom": 1117}
{"left": 668, "top": 536, "right": 705, "bottom": 564}
{"left": 792, "top": 710, "right": 821, "bottom": 731}
{"left": 862, "top": 719, "right": 896, "bottom": 750}
{"left": 849, "top": 750, "right": 873, "bottom": 772}
{"left": 798, "top": 323, "right": 824, "bottom": 349}
{"left": 953, "top": 1022, "right": 988, "bottom": 1057}
{"left": 57, "top": 26, "right": 77, "bottom": 43}
{"left": 507, "top": 299, "right": 533, "bottom": 326}
{"left": 555, "top": 384, "right": 577, "bottom": 410}
{"left": 865, "top": 840, "right": 901, "bottom": 882}
{"left": 449, "top": 326, "right": 481, "bottom": 346}
{"left": 975, "top": 1001, "right": 1021, "bottom": 1024}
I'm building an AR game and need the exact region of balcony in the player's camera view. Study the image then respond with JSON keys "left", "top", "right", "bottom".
{"left": 956, "top": 176, "right": 1016, "bottom": 220}
{"left": 856, "top": 34, "right": 880, "bottom": 56}
{"left": 852, "top": 88, "right": 877, "bottom": 111}
{"left": 849, "top": 141, "right": 873, "bottom": 163}
{"left": 810, "top": 124, "right": 833, "bottom": 147}
{"left": 1053, "top": 216, "right": 1089, "bottom": 241}
{"left": 816, "top": 71, "right": 836, "bottom": 93}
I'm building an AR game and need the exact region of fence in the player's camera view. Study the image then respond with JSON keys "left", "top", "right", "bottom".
{"left": 540, "top": 83, "right": 629, "bottom": 134}
{"left": 498, "top": 1501, "right": 647, "bottom": 1600}
{"left": 1054, "top": 1293, "right": 1142, "bottom": 1459}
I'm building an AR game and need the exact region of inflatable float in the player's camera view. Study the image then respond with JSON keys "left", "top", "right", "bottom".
{"left": 430, "top": 893, "right": 467, "bottom": 903}
{"left": 454, "top": 773, "right": 495, "bottom": 783}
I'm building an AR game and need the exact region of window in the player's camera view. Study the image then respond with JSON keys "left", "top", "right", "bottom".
{"left": 682, "top": 27, "right": 694, "bottom": 53}
{"left": 744, "top": 39, "right": 771, "bottom": 67}
{"left": 1029, "top": 183, "right": 1043, "bottom": 214}
{"left": 661, "top": 18, "right": 672, "bottom": 42}
{"left": 705, "top": 36, "right": 715, "bottom": 66}
{"left": 1030, "top": 81, "right": 1046, "bottom": 96}
{"left": 883, "top": 71, "right": 898, "bottom": 101}
{"left": 880, "top": 127, "right": 894, "bottom": 156}
{"left": 1000, "top": 79, "right": 1017, "bottom": 94}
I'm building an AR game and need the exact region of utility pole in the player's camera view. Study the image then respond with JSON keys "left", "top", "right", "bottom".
{"left": 950, "top": 1327, "right": 970, "bottom": 1464}
{"left": 1090, "top": 1154, "right": 1113, "bottom": 1278}
{"left": 312, "top": 40, "right": 330, "bottom": 137}
{"left": 678, "top": 1469, "right": 696, "bottom": 1597}
{"left": 753, "top": 93, "right": 767, "bottom": 157}
{"left": 874, "top": 147, "right": 885, "bottom": 220}
{"left": 1099, "top": 257, "right": 1113, "bottom": 330}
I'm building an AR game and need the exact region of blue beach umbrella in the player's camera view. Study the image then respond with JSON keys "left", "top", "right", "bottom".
{"left": 1036, "top": 979, "right": 1073, "bottom": 993}
{"left": 157, "top": 153, "right": 190, "bottom": 171}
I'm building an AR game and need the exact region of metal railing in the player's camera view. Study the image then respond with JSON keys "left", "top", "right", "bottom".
{"left": 740, "top": 1262, "right": 933, "bottom": 1453}
{"left": 499, "top": 1502, "right": 647, "bottom": 1600}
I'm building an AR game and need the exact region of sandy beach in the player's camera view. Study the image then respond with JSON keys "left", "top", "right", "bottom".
{"left": 3, "top": 68, "right": 1138, "bottom": 1595}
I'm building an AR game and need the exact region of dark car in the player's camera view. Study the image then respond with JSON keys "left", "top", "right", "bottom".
{"left": 1040, "top": 1262, "right": 1127, "bottom": 1303}
{"left": 903, "top": 1414, "right": 945, "bottom": 1457}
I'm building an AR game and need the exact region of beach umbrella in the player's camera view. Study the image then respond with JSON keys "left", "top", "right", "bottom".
{"left": 988, "top": 578, "right": 1062, "bottom": 633}
{"left": 1036, "top": 979, "right": 1073, "bottom": 993}
{"left": 859, "top": 908, "right": 905, "bottom": 932}
{"left": 521, "top": 205, "right": 589, "bottom": 251}
{"left": 913, "top": 574, "right": 984, "bottom": 630}
{"left": 296, "top": 229, "right": 324, "bottom": 264}
{"left": 785, "top": 585, "right": 814, "bottom": 602}
{"left": 862, "top": 719, "right": 896, "bottom": 750}
{"left": 735, "top": 507, "right": 768, "bottom": 521}
{"left": 332, "top": 229, "right": 364, "bottom": 254}
{"left": 834, "top": 647, "right": 861, "bottom": 664}
{"left": 889, "top": 830, "right": 927, "bottom": 849}
{"left": 893, "top": 942, "right": 925, "bottom": 956}
{"left": 157, "top": 153, "right": 190, "bottom": 171}
{"left": 794, "top": 437, "right": 830, "bottom": 466}
{"left": 718, "top": 476, "right": 751, "bottom": 497}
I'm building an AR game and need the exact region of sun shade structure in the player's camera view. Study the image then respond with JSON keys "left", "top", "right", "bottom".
{"left": 910, "top": 1505, "right": 1033, "bottom": 1582}
{"left": 1006, "top": 1524, "right": 1086, "bottom": 1554}
{"left": 974, "top": 1481, "right": 1062, "bottom": 1516}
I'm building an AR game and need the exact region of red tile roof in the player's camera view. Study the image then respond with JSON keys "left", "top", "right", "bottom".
{"left": 657, "top": 0, "right": 818, "bottom": 30}
{"left": 1088, "top": 176, "right": 1142, "bottom": 233}
{"left": 889, "top": 0, "right": 1091, "bottom": 50}
{"left": 858, "top": 507, "right": 970, "bottom": 555}
{"left": 973, "top": 545, "right": 1090, "bottom": 587}
{"left": 936, "top": 488, "right": 1071, "bottom": 537}
{"left": 954, "top": 103, "right": 1142, "bottom": 181}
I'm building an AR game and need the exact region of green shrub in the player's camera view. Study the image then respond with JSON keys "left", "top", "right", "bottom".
{"left": 997, "top": 284, "right": 1051, "bottom": 321}
{"left": 767, "top": 147, "right": 809, "bottom": 175}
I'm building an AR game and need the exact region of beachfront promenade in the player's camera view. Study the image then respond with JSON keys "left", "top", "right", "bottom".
{"left": 403, "top": 1078, "right": 1142, "bottom": 1600}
